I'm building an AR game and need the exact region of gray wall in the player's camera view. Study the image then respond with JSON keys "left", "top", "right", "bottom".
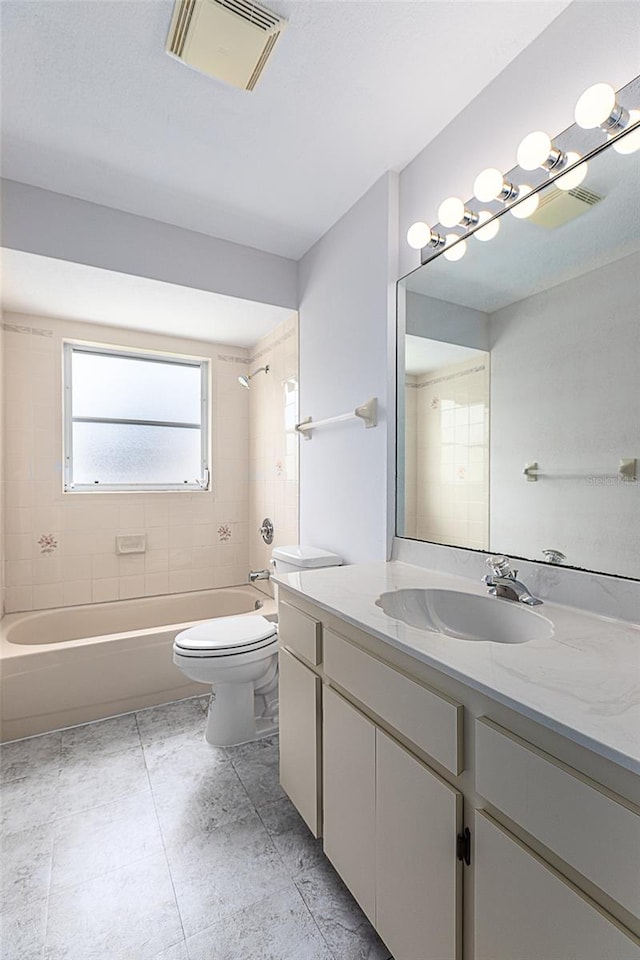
{"left": 1, "top": 180, "right": 298, "bottom": 310}
{"left": 297, "top": 173, "right": 398, "bottom": 563}
{"left": 489, "top": 251, "right": 640, "bottom": 578}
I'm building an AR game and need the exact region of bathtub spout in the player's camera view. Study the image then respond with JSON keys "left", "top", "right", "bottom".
{"left": 248, "top": 569, "right": 270, "bottom": 583}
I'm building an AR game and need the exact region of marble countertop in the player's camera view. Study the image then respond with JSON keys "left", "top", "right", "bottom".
{"left": 274, "top": 561, "right": 640, "bottom": 775}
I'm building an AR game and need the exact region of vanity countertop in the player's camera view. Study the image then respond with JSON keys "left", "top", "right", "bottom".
{"left": 274, "top": 561, "right": 640, "bottom": 775}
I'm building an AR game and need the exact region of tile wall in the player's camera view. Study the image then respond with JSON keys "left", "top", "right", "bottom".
{"left": 248, "top": 315, "right": 299, "bottom": 595}
{"left": 1, "top": 313, "right": 252, "bottom": 613}
{"left": 405, "top": 356, "right": 490, "bottom": 550}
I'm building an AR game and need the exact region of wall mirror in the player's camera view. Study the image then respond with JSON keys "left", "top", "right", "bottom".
{"left": 396, "top": 77, "right": 640, "bottom": 580}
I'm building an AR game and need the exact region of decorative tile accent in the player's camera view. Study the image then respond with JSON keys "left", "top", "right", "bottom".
{"left": 217, "top": 524, "right": 232, "bottom": 543}
{"left": 275, "top": 459, "right": 285, "bottom": 478}
{"left": 217, "top": 354, "right": 249, "bottom": 365}
{"left": 249, "top": 326, "right": 296, "bottom": 364}
{"left": 2, "top": 322, "right": 31, "bottom": 335}
{"left": 430, "top": 397, "right": 440, "bottom": 410}
{"left": 37, "top": 533, "right": 58, "bottom": 555}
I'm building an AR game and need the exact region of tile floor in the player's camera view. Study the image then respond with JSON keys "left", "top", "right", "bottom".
{"left": 0, "top": 696, "right": 393, "bottom": 960}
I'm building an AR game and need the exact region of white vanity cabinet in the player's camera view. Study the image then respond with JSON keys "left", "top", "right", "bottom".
{"left": 277, "top": 587, "right": 640, "bottom": 960}
{"left": 323, "top": 684, "right": 462, "bottom": 959}
{"left": 474, "top": 810, "right": 640, "bottom": 960}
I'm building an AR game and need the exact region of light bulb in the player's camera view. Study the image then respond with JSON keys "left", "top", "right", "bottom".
{"left": 473, "top": 167, "right": 505, "bottom": 202}
{"left": 517, "top": 131, "right": 553, "bottom": 171}
{"left": 474, "top": 211, "right": 500, "bottom": 242}
{"left": 509, "top": 187, "right": 539, "bottom": 220}
{"left": 438, "top": 196, "right": 465, "bottom": 227}
{"left": 407, "top": 221, "right": 432, "bottom": 249}
{"left": 613, "top": 110, "right": 640, "bottom": 154}
{"left": 443, "top": 235, "right": 467, "bottom": 262}
{"left": 574, "top": 82, "right": 616, "bottom": 129}
{"left": 555, "top": 153, "right": 588, "bottom": 191}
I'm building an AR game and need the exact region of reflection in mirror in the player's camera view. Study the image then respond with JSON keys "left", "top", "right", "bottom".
{"left": 397, "top": 96, "right": 640, "bottom": 581}
{"left": 404, "top": 336, "right": 490, "bottom": 550}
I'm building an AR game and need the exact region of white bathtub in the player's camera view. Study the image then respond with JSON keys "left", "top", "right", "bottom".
{"left": 0, "top": 586, "right": 277, "bottom": 742}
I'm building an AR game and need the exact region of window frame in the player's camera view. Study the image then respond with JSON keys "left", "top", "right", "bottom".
{"left": 63, "top": 341, "right": 210, "bottom": 493}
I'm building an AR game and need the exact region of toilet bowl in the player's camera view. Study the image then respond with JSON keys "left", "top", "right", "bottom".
{"left": 173, "top": 545, "right": 342, "bottom": 747}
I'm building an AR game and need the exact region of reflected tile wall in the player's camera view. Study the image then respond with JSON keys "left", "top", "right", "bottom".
{"left": 410, "top": 357, "right": 489, "bottom": 551}
{"left": 1, "top": 314, "right": 250, "bottom": 613}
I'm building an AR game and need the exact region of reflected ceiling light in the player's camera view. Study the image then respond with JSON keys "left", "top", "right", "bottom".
{"left": 443, "top": 235, "right": 467, "bottom": 261}
{"left": 473, "top": 167, "right": 519, "bottom": 203}
{"left": 575, "top": 83, "right": 629, "bottom": 131}
{"left": 509, "top": 186, "right": 539, "bottom": 219}
{"left": 437, "top": 196, "right": 479, "bottom": 228}
{"left": 517, "top": 131, "right": 564, "bottom": 171}
{"left": 555, "top": 152, "right": 589, "bottom": 191}
{"left": 406, "top": 221, "right": 445, "bottom": 250}
{"left": 473, "top": 211, "right": 500, "bottom": 241}
{"left": 612, "top": 110, "right": 640, "bottom": 154}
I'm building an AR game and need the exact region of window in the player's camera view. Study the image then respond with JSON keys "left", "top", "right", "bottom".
{"left": 63, "top": 343, "right": 209, "bottom": 491}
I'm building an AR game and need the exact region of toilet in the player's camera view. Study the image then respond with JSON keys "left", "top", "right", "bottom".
{"left": 172, "top": 545, "right": 342, "bottom": 746}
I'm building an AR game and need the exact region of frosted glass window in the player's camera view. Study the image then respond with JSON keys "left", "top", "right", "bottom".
{"left": 64, "top": 344, "right": 209, "bottom": 491}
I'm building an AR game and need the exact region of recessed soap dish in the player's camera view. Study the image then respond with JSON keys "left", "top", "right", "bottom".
{"left": 116, "top": 534, "right": 147, "bottom": 555}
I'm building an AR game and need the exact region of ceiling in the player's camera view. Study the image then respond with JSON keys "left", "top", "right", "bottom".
{"left": 0, "top": 249, "right": 293, "bottom": 347}
{"left": 405, "top": 335, "right": 484, "bottom": 375}
{"left": 0, "top": 0, "right": 569, "bottom": 260}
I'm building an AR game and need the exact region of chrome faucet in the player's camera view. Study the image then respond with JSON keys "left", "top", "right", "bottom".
{"left": 248, "top": 569, "right": 271, "bottom": 583}
{"left": 482, "top": 556, "right": 543, "bottom": 606}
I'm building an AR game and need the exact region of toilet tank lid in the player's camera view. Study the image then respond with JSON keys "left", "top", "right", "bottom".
{"left": 175, "top": 614, "right": 277, "bottom": 650}
{"left": 271, "top": 545, "right": 343, "bottom": 568}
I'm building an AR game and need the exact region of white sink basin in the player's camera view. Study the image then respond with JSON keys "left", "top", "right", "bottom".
{"left": 376, "top": 588, "right": 553, "bottom": 644}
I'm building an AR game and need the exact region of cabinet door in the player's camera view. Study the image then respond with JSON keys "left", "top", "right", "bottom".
{"left": 376, "top": 729, "right": 462, "bottom": 960}
{"left": 278, "top": 647, "right": 321, "bottom": 837}
{"left": 474, "top": 810, "right": 640, "bottom": 960}
{"left": 323, "top": 686, "right": 376, "bottom": 923}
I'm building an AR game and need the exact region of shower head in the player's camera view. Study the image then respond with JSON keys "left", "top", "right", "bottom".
{"left": 238, "top": 364, "right": 269, "bottom": 389}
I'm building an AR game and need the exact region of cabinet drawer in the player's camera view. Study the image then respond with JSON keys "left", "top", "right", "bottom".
{"left": 476, "top": 718, "right": 640, "bottom": 917}
{"left": 324, "top": 629, "right": 463, "bottom": 775}
{"left": 278, "top": 600, "right": 322, "bottom": 665}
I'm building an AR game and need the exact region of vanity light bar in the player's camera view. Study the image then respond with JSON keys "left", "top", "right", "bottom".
{"left": 406, "top": 78, "right": 639, "bottom": 252}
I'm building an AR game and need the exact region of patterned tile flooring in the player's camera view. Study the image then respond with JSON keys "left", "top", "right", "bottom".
{"left": 0, "top": 697, "right": 392, "bottom": 960}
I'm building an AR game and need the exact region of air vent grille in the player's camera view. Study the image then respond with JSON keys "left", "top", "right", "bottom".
{"left": 529, "top": 184, "right": 603, "bottom": 229}
{"left": 536, "top": 185, "right": 603, "bottom": 211}
{"left": 169, "top": 0, "right": 197, "bottom": 56}
{"left": 166, "top": 0, "right": 286, "bottom": 91}
{"left": 214, "top": 0, "right": 281, "bottom": 31}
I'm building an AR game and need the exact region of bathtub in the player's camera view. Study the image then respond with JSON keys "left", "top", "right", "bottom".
{"left": 0, "top": 586, "right": 277, "bottom": 742}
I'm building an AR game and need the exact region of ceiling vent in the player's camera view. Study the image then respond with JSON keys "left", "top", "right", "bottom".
{"left": 529, "top": 185, "right": 603, "bottom": 229}
{"left": 166, "top": 0, "right": 287, "bottom": 91}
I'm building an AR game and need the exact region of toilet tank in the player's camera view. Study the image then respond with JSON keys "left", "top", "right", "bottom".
{"left": 271, "top": 545, "right": 342, "bottom": 576}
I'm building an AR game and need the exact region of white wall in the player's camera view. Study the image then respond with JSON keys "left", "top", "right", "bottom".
{"left": 399, "top": 1, "right": 640, "bottom": 279}
{"left": 297, "top": 173, "right": 398, "bottom": 564}
{"left": 1, "top": 180, "right": 297, "bottom": 310}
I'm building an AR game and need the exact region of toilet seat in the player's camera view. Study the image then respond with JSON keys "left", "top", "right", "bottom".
{"left": 173, "top": 614, "right": 277, "bottom": 659}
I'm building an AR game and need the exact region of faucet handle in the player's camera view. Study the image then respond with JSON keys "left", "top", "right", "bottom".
{"left": 486, "top": 555, "right": 513, "bottom": 579}
{"left": 542, "top": 548, "right": 566, "bottom": 565}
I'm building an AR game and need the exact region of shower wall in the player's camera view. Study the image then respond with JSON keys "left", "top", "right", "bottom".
{"left": 1, "top": 312, "right": 250, "bottom": 613}
{"left": 248, "top": 314, "right": 299, "bottom": 596}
